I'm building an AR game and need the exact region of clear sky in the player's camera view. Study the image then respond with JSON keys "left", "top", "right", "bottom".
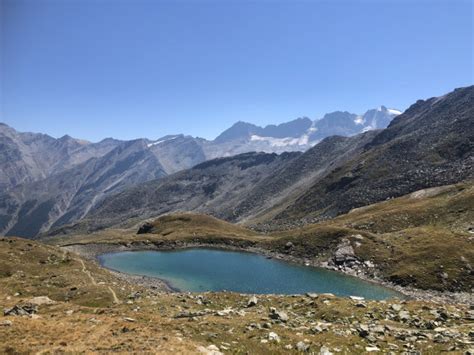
{"left": 1, "top": 0, "right": 472, "bottom": 142}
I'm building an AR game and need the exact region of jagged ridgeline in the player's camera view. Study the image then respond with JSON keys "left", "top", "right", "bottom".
{"left": 1, "top": 86, "right": 473, "bottom": 238}
{"left": 51, "top": 86, "right": 473, "bottom": 235}
{"left": 1, "top": 104, "right": 399, "bottom": 238}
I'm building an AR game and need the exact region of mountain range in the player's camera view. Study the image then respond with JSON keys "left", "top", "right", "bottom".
{"left": 47, "top": 86, "right": 473, "bottom": 238}
{"left": 0, "top": 105, "right": 399, "bottom": 237}
{"left": 4, "top": 85, "right": 473, "bottom": 239}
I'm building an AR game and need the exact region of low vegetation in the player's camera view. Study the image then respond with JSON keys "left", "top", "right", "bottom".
{"left": 1, "top": 238, "right": 473, "bottom": 353}
{"left": 48, "top": 182, "right": 474, "bottom": 293}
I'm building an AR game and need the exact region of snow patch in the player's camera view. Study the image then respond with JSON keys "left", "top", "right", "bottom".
{"left": 250, "top": 134, "right": 311, "bottom": 147}
{"left": 147, "top": 136, "right": 179, "bottom": 148}
{"left": 354, "top": 115, "right": 365, "bottom": 125}
{"left": 387, "top": 108, "right": 402, "bottom": 115}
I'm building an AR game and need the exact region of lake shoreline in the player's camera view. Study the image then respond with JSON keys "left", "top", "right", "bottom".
{"left": 62, "top": 241, "right": 474, "bottom": 305}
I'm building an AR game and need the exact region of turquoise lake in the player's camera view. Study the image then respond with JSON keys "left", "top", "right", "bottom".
{"left": 99, "top": 249, "right": 402, "bottom": 300}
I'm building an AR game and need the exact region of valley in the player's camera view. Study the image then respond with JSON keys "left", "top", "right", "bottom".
{"left": 0, "top": 181, "right": 473, "bottom": 353}
{"left": 0, "top": 86, "right": 473, "bottom": 354}
{"left": 2, "top": 2, "right": 472, "bottom": 353}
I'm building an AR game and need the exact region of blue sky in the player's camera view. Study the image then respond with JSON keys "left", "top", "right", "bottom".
{"left": 1, "top": 0, "right": 472, "bottom": 142}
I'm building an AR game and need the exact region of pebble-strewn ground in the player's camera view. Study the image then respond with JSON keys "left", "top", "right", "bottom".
{"left": 1, "top": 238, "right": 473, "bottom": 354}
{"left": 1, "top": 291, "right": 474, "bottom": 354}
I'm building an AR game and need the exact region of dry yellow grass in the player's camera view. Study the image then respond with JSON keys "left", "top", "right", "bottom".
{"left": 1, "top": 238, "right": 472, "bottom": 353}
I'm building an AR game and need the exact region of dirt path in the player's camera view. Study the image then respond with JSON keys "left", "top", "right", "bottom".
{"left": 79, "top": 259, "right": 97, "bottom": 286}
{"left": 107, "top": 286, "right": 120, "bottom": 304}
{"left": 78, "top": 259, "right": 119, "bottom": 303}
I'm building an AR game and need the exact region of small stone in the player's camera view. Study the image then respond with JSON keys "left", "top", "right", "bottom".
{"left": 28, "top": 296, "right": 56, "bottom": 306}
{"left": 197, "top": 344, "right": 223, "bottom": 355}
{"left": 296, "top": 341, "right": 310, "bottom": 352}
{"left": 4, "top": 303, "right": 38, "bottom": 316}
{"left": 268, "top": 332, "right": 280, "bottom": 343}
{"left": 0, "top": 320, "right": 12, "bottom": 326}
{"left": 123, "top": 317, "right": 136, "bottom": 322}
{"left": 364, "top": 260, "right": 375, "bottom": 268}
{"left": 349, "top": 296, "right": 364, "bottom": 301}
{"left": 247, "top": 296, "right": 258, "bottom": 307}
{"left": 365, "top": 346, "right": 380, "bottom": 352}
{"left": 269, "top": 308, "right": 288, "bottom": 322}
{"left": 391, "top": 304, "right": 402, "bottom": 311}
{"left": 319, "top": 345, "right": 332, "bottom": 355}
{"left": 358, "top": 324, "right": 370, "bottom": 338}
{"left": 372, "top": 325, "right": 385, "bottom": 335}
{"left": 306, "top": 293, "right": 319, "bottom": 299}
{"left": 398, "top": 310, "right": 411, "bottom": 322}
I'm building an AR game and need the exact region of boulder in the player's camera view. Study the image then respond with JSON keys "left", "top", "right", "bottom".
{"left": 28, "top": 296, "right": 56, "bottom": 306}
{"left": 137, "top": 222, "right": 154, "bottom": 234}
{"left": 4, "top": 303, "right": 38, "bottom": 316}
{"left": 269, "top": 308, "right": 289, "bottom": 322}
{"left": 333, "top": 239, "right": 357, "bottom": 266}
{"left": 296, "top": 341, "right": 310, "bottom": 352}
{"left": 247, "top": 296, "right": 258, "bottom": 307}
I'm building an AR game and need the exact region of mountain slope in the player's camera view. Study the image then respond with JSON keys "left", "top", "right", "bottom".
{"left": 275, "top": 86, "right": 474, "bottom": 224}
{"left": 208, "top": 108, "right": 399, "bottom": 156}
{"left": 0, "top": 140, "right": 167, "bottom": 238}
{"left": 0, "top": 103, "right": 397, "bottom": 238}
{"left": 64, "top": 86, "right": 473, "bottom": 234}
{"left": 0, "top": 123, "right": 122, "bottom": 190}
{"left": 72, "top": 151, "right": 300, "bottom": 232}
{"left": 218, "top": 131, "right": 380, "bottom": 224}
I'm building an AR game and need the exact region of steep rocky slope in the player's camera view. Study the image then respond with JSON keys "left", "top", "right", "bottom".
{"left": 221, "top": 131, "right": 379, "bottom": 223}
{"left": 1, "top": 104, "right": 397, "bottom": 238}
{"left": 59, "top": 151, "right": 301, "bottom": 234}
{"left": 0, "top": 123, "right": 122, "bottom": 190}
{"left": 206, "top": 106, "right": 399, "bottom": 156}
{"left": 0, "top": 140, "right": 167, "bottom": 238}
{"left": 275, "top": 86, "right": 473, "bottom": 224}
{"left": 71, "top": 86, "right": 473, "bottom": 233}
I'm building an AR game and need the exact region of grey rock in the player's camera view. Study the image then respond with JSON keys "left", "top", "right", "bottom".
{"left": 269, "top": 308, "right": 289, "bottom": 322}
{"left": 296, "top": 341, "right": 310, "bottom": 352}
{"left": 268, "top": 332, "right": 280, "bottom": 343}
{"left": 319, "top": 345, "right": 333, "bottom": 355}
{"left": 4, "top": 303, "right": 38, "bottom": 316}
{"left": 247, "top": 296, "right": 258, "bottom": 307}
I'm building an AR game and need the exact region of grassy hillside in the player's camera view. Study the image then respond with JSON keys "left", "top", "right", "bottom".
{"left": 270, "top": 182, "right": 474, "bottom": 292}
{"left": 48, "top": 182, "right": 474, "bottom": 293}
